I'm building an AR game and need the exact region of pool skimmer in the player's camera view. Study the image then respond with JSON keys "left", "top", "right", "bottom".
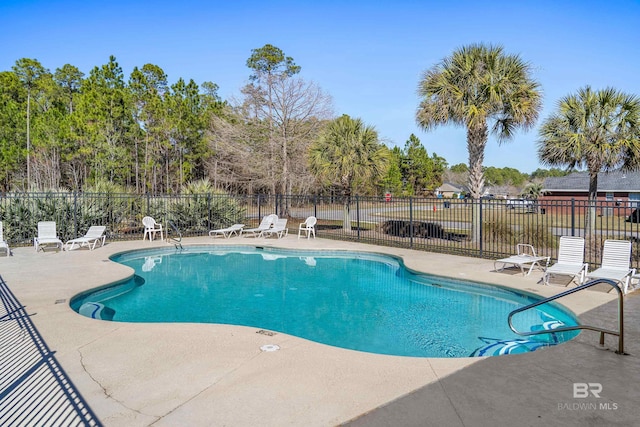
{"left": 260, "top": 344, "right": 280, "bottom": 352}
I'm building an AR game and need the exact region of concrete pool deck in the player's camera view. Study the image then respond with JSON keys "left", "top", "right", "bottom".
{"left": 1, "top": 236, "right": 639, "bottom": 426}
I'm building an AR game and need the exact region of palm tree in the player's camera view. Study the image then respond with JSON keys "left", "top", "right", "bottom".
{"left": 538, "top": 86, "right": 640, "bottom": 236}
{"left": 416, "top": 44, "right": 542, "bottom": 241}
{"left": 519, "top": 182, "right": 546, "bottom": 200}
{"left": 309, "top": 115, "right": 389, "bottom": 231}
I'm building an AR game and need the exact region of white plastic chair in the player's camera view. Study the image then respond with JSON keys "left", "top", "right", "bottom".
{"left": 0, "top": 221, "right": 10, "bottom": 256}
{"left": 586, "top": 240, "right": 635, "bottom": 294}
{"left": 142, "top": 216, "right": 164, "bottom": 241}
{"left": 65, "top": 226, "right": 107, "bottom": 251}
{"left": 34, "top": 221, "right": 64, "bottom": 252}
{"left": 298, "top": 216, "right": 317, "bottom": 239}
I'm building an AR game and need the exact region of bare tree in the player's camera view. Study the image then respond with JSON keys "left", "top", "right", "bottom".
{"left": 221, "top": 77, "right": 332, "bottom": 206}
{"left": 206, "top": 108, "right": 270, "bottom": 193}
{"left": 269, "top": 76, "right": 333, "bottom": 196}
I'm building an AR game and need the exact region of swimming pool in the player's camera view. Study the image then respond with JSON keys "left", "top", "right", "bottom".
{"left": 70, "top": 246, "right": 580, "bottom": 358}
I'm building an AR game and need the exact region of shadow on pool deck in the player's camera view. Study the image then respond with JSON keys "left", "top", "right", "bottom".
{"left": 344, "top": 294, "right": 640, "bottom": 427}
{"left": 1, "top": 237, "right": 639, "bottom": 426}
{"left": 0, "top": 277, "right": 102, "bottom": 426}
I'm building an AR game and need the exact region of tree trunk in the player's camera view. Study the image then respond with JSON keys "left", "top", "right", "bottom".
{"left": 467, "top": 123, "right": 488, "bottom": 243}
{"left": 467, "top": 124, "right": 487, "bottom": 198}
{"left": 343, "top": 190, "right": 352, "bottom": 232}
{"left": 586, "top": 172, "right": 598, "bottom": 239}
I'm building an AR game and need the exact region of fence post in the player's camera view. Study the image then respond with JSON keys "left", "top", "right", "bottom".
{"left": 73, "top": 192, "right": 78, "bottom": 237}
{"left": 257, "top": 194, "right": 262, "bottom": 220}
{"left": 409, "top": 196, "right": 414, "bottom": 249}
{"left": 356, "top": 196, "right": 360, "bottom": 240}
{"left": 146, "top": 192, "right": 150, "bottom": 214}
{"left": 207, "top": 194, "right": 212, "bottom": 228}
{"left": 479, "top": 197, "right": 483, "bottom": 257}
{"left": 571, "top": 198, "right": 575, "bottom": 237}
{"left": 313, "top": 195, "right": 317, "bottom": 218}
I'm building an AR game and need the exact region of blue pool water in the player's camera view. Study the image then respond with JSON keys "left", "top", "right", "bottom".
{"left": 70, "top": 246, "right": 580, "bottom": 358}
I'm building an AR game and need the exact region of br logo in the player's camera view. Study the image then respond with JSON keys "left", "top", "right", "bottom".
{"left": 573, "top": 383, "right": 602, "bottom": 398}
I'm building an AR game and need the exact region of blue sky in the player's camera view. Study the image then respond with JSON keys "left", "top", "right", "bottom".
{"left": 2, "top": 0, "right": 639, "bottom": 174}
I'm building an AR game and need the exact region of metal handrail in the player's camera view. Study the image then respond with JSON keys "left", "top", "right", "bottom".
{"left": 167, "top": 220, "right": 183, "bottom": 250}
{"left": 508, "top": 279, "right": 625, "bottom": 354}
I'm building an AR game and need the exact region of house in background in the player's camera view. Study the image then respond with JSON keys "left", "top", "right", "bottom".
{"left": 435, "top": 182, "right": 465, "bottom": 198}
{"left": 541, "top": 171, "right": 640, "bottom": 215}
{"left": 483, "top": 185, "right": 513, "bottom": 199}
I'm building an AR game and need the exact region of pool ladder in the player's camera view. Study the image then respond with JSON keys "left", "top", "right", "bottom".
{"left": 507, "top": 278, "right": 625, "bottom": 354}
{"left": 167, "top": 220, "right": 184, "bottom": 250}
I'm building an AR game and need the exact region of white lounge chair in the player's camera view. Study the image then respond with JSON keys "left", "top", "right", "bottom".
{"left": 494, "top": 244, "right": 549, "bottom": 276}
{"left": 241, "top": 214, "right": 277, "bottom": 237}
{"left": 298, "top": 216, "right": 317, "bottom": 239}
{"left": 209, "top": 224, "right": 245, "bottom": 238}
{"left": 543, "top": 236, "right": 588, "bottom": 286}
{"left": 34, "top": 221, "right": 64, "bottom": 252}
{"left": 261, "top": 218, "right": 288, "bottom": 239}
{"left": 0, "top": 221, "right": 10, "bottom": 256}
{"left": 65, "top": 226, "right": 107, "bottom": 251}
{"left": 142, "top": 216, "right": 164, "bottom": 241}
{"left": 586, "top": 240, "right": 635, "bottom": 294}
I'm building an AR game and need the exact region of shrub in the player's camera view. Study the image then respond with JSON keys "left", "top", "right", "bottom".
{"left": 482, "top": 219, "right": 556, "bottom": 249}
{"left": 168, "top": 180, "right": 246, "bottom": 233}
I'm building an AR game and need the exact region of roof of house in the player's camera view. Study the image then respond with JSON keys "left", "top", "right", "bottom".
{"left": 484, "top": 185, "right": 513, "bottom": 196}
{"left": 543, "top": 171, "right": 640, "bottom": 192}
{"left": 436, "top": 182, "right": 465, "bottom": 192}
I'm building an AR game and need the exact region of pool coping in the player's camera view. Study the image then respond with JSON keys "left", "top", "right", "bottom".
{"left": 1, "top": 236, "right": 639, "bottom": 426}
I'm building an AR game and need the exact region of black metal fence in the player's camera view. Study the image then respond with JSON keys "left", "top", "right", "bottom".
{"left": 1, "top": 192, "right": 639, "bottom": 269}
